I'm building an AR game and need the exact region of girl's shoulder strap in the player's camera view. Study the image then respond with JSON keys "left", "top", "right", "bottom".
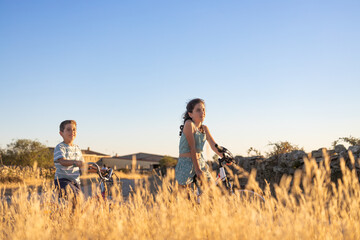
{"left": 201, "top": 124, "right": 208, "bottom": 132}
{"left": 197, "top": 124, "right": 206, "bottom": 134}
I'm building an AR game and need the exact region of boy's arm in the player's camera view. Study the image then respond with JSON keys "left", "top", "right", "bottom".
{"left": 54, "top": 144, "right": 83, "bottom": 167}
{"left": 54, "top": 145, "right": 101, "bottom": 173}
{"left": 58, "top": 159, "right": 98, "bottom": 174}
{"left": 57, "top": 158, "right": 83, "bottom": 167}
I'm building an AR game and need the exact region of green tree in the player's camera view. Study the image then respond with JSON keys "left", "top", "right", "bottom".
{"left": 332, "top": 136, "right": 360, "bottom": 148}
{"left": 2, "top": 139, "right": 53, "bottom": 168}
{"left": 266, "top": 141, "right": 303, "bottom": 158}
{"left": 159, "top": 156, "right": 177, "bottom": 168}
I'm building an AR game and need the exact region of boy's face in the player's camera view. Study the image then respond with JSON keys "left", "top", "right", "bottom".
{"left": 60, "top": 123, "right": 77, "bottom": 144}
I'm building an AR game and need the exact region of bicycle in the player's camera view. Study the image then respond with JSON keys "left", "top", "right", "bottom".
{"left": 87, "top": 162, "right": 119, "bottom": 201}
{"left": 193, "top": 144, "right": 265, "bottom": 204}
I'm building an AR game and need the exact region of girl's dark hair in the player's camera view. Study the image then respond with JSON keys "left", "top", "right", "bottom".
{"left": 179, "top": 98, "right": 205, "bottom": 136}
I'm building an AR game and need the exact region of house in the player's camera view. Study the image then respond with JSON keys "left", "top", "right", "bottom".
{"left": 49, "top": 147, "right": 111, "bottom": 163}
{"left": 81, "top": 147, "right": 111, "bottom": 163}
{"left": 97, "top": 152, "right": 178, "bottom": 171}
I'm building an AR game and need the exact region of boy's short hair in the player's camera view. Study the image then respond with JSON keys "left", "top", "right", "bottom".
{"left": 60, "top": 120, "right": 77, "bottom": 132}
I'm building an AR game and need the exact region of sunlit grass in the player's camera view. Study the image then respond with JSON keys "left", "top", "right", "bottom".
{"left": 1, "top": 153, "right": 360, "bottom": 239}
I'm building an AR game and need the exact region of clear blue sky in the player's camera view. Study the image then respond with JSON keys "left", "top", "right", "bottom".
{"left": 1, "top": 0, "right": 359, "bottom": 158}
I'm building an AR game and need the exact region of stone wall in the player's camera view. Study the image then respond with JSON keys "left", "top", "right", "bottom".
{"left": 212, "top": 145, "right": 360, "bottom": 191}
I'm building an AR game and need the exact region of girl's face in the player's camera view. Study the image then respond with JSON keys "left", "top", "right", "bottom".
{"left": 189, "top": 102, "right": 206, "bottom": 124}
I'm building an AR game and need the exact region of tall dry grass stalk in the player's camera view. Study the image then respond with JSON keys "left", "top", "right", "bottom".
{"left": 1, "top": 153, "right": 360, "bottom": 239}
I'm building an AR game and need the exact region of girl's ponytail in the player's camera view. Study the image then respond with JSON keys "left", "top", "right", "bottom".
{"left": 179, "top": 112, "right": 192, "bottom": 136}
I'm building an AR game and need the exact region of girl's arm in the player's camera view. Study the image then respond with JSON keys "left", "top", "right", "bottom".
{"left": 203, "top": 125, "right": 224, "bottom": 158}
{"left": 183, "top": 120, "right": 202, "bottom": 176}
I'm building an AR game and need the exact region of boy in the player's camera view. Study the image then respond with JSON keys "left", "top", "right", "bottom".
{"left": 54, "top": 120, "right": 95, "bottom": 197}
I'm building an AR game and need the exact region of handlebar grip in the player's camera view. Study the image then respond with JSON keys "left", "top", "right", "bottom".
{"left": 215, "top": 144, "right": 221, "bottom": 151}
{"left": 215, "top": 144, "right": 227, "bottom": 153}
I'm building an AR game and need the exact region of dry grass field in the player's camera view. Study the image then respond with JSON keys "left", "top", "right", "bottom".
{"left": 1, "top": 153, "right": 360, "bottom": 240}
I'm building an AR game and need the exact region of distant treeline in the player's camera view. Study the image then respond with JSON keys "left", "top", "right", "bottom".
{"left": 246, "top": 136, "right": 360, "bottom": 158}
{"left": 1, "top": 136, "right": 359, "bottom": 169}
{"left": 0, "top": 139, "right": 53, "bottom": 168}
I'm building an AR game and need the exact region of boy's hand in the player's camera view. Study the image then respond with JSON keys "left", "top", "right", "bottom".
{"left": 87, "top": 164, "right": 98, "bottom": 173}
{"left": 87, "top": 164, "right": 97, "bottom": 170}
{"left": 74, "top": 160, "right": 83, "bottom": 167}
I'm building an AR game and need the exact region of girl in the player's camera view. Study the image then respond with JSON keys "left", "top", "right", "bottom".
{"left": 175, "top": 98, "right": 224, "bottom": 187}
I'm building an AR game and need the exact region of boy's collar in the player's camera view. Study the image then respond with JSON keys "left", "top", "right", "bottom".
{"left": 62, "top": 141, "right": 75, "bottom": 146}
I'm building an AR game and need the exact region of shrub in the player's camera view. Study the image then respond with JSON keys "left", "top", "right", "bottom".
{"left": 266, "top": 141, "right": 303, "bottom": 158}
{"left": 247, "top": 147, "right": 263, "bottom": 157}
{"left": 332, "top": 136, "right": 360, "bottom": 147}
{"left": 159, "top": 156, "right": 177, "bottom": 168}
{"left": 0, "top": 165, "right": 55, "bottom": 183}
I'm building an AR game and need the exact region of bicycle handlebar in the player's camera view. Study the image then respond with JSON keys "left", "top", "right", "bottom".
{"left": 215, "top": 144, "right": 236, "bottom": 165}
{"left": 87, "top": 162, "right": 113, "bottom": 181}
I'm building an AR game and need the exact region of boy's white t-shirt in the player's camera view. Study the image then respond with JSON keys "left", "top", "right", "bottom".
{"left": 54, "top": 142, "right": 84, "bottom": 184}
